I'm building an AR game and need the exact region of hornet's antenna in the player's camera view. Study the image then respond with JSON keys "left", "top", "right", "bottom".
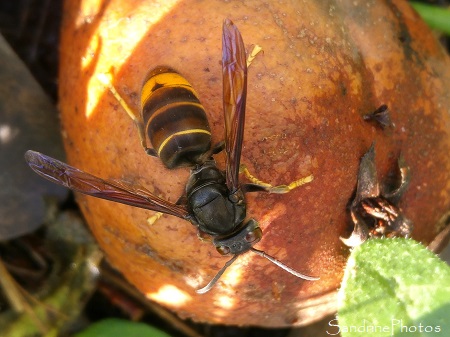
{"left": 196, "top": 249, "right": 318, "bottom": 294}
{"left": 250, "top": 248, "right": 319, "bottom": 281}
{"left": 196, "top": 255, "right": 239, "bottom": 294}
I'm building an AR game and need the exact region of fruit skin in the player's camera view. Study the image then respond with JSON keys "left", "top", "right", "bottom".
{"left": 59, "top": 0, "right": 450, "bottom": 326}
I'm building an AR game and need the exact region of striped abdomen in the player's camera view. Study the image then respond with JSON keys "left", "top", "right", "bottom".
{"left": 141, "top": 66, "right": 211, "bottom": 169}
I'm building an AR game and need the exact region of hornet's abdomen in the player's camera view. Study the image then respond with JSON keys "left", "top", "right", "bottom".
{"left": 141, "top": 66, "right": 211, "bottom": 168}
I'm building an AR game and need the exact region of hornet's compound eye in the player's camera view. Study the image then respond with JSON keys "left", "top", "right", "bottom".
{"left": 213, "top": 219, "right": 261, "bottom": 255}
{"left": 216, "top": 245, "right": 231, "bottom": 255}
{"left": 245, "top": 227, "right": 262, "bottom": 244}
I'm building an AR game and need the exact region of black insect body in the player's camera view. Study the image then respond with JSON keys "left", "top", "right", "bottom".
{"left": 362, "top": 104, "right": 393, "bottom": 129}
{"left": 25, "top": 19, "right": 317, "bottom": 293}
{"left": 341, "top": 144, "right": 412, "bottom": 247}
{"left": 185, "top": 160, "right": 245, "bottom": 237}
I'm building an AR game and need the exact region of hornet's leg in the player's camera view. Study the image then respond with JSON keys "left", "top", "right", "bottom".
{"left": 247, "top": 45, "right": 263, "bottom": 67}
{"left": 146, "top": 195, "right": 186, "bottom": 226}
{"left": 97, "top": 72, "right": 157, "bottom": 156}
{"left": 244, "top": 46, "right": 313, "bottom": 193}
{"left": 147, "top": 212, "right": 163, "bottom": 225}
{"left": 240, "top": 164, "right": 313, "bottom": 194}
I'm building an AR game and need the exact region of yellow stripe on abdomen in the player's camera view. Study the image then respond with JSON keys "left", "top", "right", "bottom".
{"left": 141, "top": 72, "right": 199, "bottom": 108}
{"left": 157, "top": 129, "right": 212, "bottom": 157}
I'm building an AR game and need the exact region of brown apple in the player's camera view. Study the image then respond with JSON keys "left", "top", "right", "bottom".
{"left": 58, "top": 0, "right": 450, "bottom": 326}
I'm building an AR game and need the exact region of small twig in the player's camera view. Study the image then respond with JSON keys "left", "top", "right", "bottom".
{"left": 0, "top": 257, "right": 48, "bottom": 333}
{"left": 29, "top": 0, "right": 51, "bottom": 62}
{"left": 0, "top": 257, "right": 25, "bottom": 312}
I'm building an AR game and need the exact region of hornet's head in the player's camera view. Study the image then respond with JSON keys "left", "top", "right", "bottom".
{"left": 196, "top": 219, "right": 319, "bottom": 294}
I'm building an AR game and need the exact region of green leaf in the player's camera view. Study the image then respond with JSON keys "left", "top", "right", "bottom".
{"left": 74, "top": 318, "right": 171, "bottom": 337}
{"left": 410, "top": 2, "right": 450, "bottom": 35}
{"left": 337, "top": 238, "right": 450, "bottom": 337}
